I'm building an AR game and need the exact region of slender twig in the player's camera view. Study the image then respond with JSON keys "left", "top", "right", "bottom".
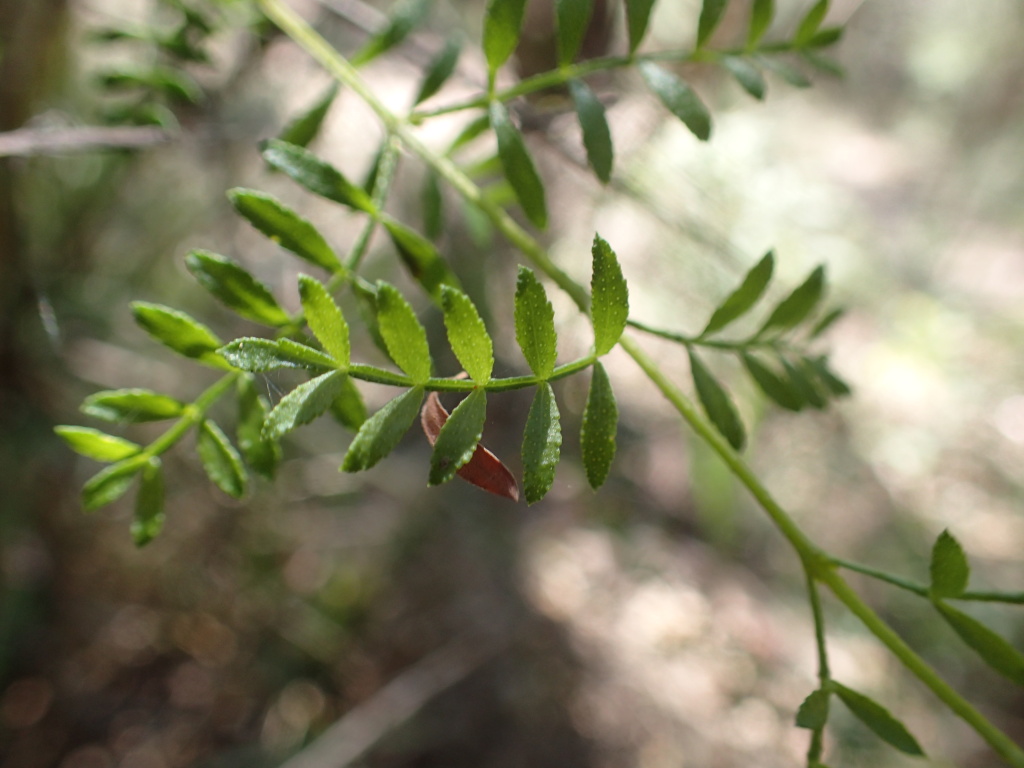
{"left": 805, "top": 569, "right": 830, "bottom": 765}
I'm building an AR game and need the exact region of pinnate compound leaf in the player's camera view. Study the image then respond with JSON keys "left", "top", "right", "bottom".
{"left": 741, "top": 353, "right": 804, "bottom": 411}
{"left": 831, "top": 682, "right": 925, "bottom": 756}
{"left": 483, "top": 0, "right": 527, "bottom": 75}
{"left": 279, "top": 82, "right": 338, "bottom": 148}
{"left": 382, "top": 218, "right": 460, "bottom": 301}
{"left": 795, "top": 0, "right": 829, "bottom": 46}
{"left": 260, "top": 139, "right": 376, "bottom": 214}
{"left": 237, "top": 376, "right": 281, "bottom": 479}
{"left": 555, "top": 0, "right": 593, "bottom": 65}
{"left": 930, "top": 529, "right": 969, "bottom": 598}
{"left": 375, "top": 282, "right": 432, "bottom": 384}
{"left": 298, "top": 274, "right": 350, "bottom": 365}
{"left": 342, "top": 387, "right": 424, "bottom": 472}
{"left": 197, "top": 419, "right": 247, "bottom": 498}
{"left": 82, "top": 456, "right": 149, "bottom": 512}
{"left": 934, "top": 602, "right": 1024, "bottom": 685}
{"left": 747, "top": 0, "right": 775, "bottom": 47}
{"left": 581, "top": 362, "right": 617, "bottom": 489}
{"left": 523, "top": 383, "right": 561, "bottom": 504}
{"left": 697, "top": 0, "right": 728, "bottom": 47}
{"left": 757, "top": 265, "right": 825, "bottom": 337}
{"left": 490, "top": 101, "right": 548, "bottom": 229}
{"left": 639, "top": 62, "right": 711, "bottom": 141}
{"left": 689, "top": 349, "right": 746, "bottom": 450}
{"left": 441, "top": 286, "right": 494, "bottom": 384}
{"left": 591, "top": 234, "right": 629, "bottom": 356}
{"left": 186, "top": 250, "right": 291, "bottom": 327}
{"left": 330, "top": 375, "right": 368, "bottom": 431}
{"left": 624, "top": 0, "right": 656, "bottom": 53}
{"left": 131, "top": 302, "right": 231, "bottom": 369}
{"left": 228, "top": 189, "right": 342, "bottom": 273}
{"left": 351, "top": 0, "right": 429, "bottom": 67}
{"left": 132, "top": 459, "right": 165, "bottom": 546}
{"left": 428, "top": 388, "right": 487, "bottom": 486}
{"left": 264, "top": 370, "right": 349, "bottom": 441}
{"left": 514, "top": 266, "right": 557, "bottom": 379}
{"left": 702, "top": 251, "right": 774, "bottom": 336}
{"left": 55, "top": 426, "right": 142, "bottom": 462}
{"left": 82, "top": 389, "right": 184, "bottom": 423}
{"left": 795, "top": 688, "right": 830, "bottom": 730}
{"left": 722, "top": 56, "right": 767, "bottom": 100}
{"left": 414, "top": 38, "right": 462, "bottom": 105}
{"left": 218, "top": 338, "right": 335, "bottom": 372}
{"left": 570, "top": 79, "right": 613, "bottom": 183}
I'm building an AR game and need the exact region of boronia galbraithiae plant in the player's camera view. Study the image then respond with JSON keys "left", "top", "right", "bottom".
{"left": 55, "top": 0, "right": 1024, "bottom": 764}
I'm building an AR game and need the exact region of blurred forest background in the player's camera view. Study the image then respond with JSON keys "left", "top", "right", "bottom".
{"left": 2, "top": 0, "right": 1024, "bottom": 766}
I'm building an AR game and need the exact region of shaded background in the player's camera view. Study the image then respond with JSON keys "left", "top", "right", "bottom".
{"left": 2, "top": 1, "right": 1024, "bottom": 766}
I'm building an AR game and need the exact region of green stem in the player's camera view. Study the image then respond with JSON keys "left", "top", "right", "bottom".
{"left": 805, "top": 569, "right": 830, "bottom": 765}
{"left": 143, "top": 372, "right": 240, "bottom": 458}
{"left": 346, "top": 354, "right": 596, "bottom": 391}
{"left": 832, "top": 557, "right": 929, "bottom": 597}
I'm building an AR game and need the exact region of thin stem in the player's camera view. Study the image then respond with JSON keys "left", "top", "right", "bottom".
{"left": 346, "top": 354, "right": 596, "bottom": 392}
{"left": 347, "top": 133, "right": 401, "bottom": 272}
{"left": 143, "top": 373, "right": 240, "bottom": 458}
{"left": 804, "top": 569, "right": 830, "bottom": 765}
{"left": 831, "top": 557, "right": 930, "bottom": 597}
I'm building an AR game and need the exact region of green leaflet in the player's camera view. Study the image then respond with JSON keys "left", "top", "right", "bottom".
{"left": 422, "top": 168, "right": 444, "bottom": 240}
{"left": 375, "top": 281, "right": 432, "bottom": 384}
{"left": 795, "top": 0, "right": 829, "bottom": 46}
{"left": 260, "top": 139, "right": 377, "bottom": 214}
{"left": 55, "top": 426, "right": 141, "bottom": 462}
{"left": 100, "top": 66, "right": 202, "bottom": 103}
{"left": 747, "top": 0, "right": 775, "bottom": 48}
{"left": 482, "top": 0, "right": 527, "bottom": 75}
{"left": 809, "top": 306, "right": 844, "bottom": 339}
{"left": 688, "top": 349, "right": 746, "bottom": 451}
{"left": 624, "top": 0, "right": 656, "bottom": 53}
{"left": 702, "top": 251, "right": 774, "bottom": 336}
{"left": 514, "top": 266, "right": 557, "bottom": 379}
{"left": 414, "top": 38, "right": 461, "bottom": 105}
{"left": 228, "top": 188, "right": 342, "bottom": 273}
{"left": 441, "top": 286, "right": 494, "bottom": 384}
{"left": 638, "top": 61, "right": 712, "bottom": 141}
{"left": 263, "top": 370, "right": 349, "bottom": 441}
{"left": 82, "top": 389, "right": 184, "bottom": 423}
{"left": 934, "top": 602, "right": 1024, "bottom": 686}
{"left": 590, "top": 234, "right": 629, "bottom": 356}
{"left": 580, "top": 361, "right": 617, "bottom": 489}
{"left": 831, "top": 682, "right": 925, "bottom": 756}
{"left": 555, "top": 0, "right": 593, "bottom": 66}
{"left": 132, "top": 458, "right": 165, "bottom": 546}
{"left": 298, "top": 274, "right": 350, "bottom": 365}
{"left": 490, "top": 101, "right": 548, "bottom": 229}
{"left": 330, "top": 374, "right": 368, "bottom": 431}
{"left": 237, "top": 376, "right": 281, "bottom": 479}
{"left": 697, "top": 0, "right": 728, "bottom": 47}
{"left": 522, "top": 382, "right": 561, "bottom": 504}
{"left": 757, "top": 265, "right": 825, "bottom": 337}
{"left": 795, "top": 688, "right": 830, "bottom": 730}
{"left": 185, "top": 250, "right": 291, "bottom": 327}
{"left": 381, "top": 218, "right": 460, "bottom": 301}
{"left": 722, "top": 56, "right": 766, "bottom": 100}
{"left": 218, "top": 338, "right": 336, "bottom": 372}
{"left": 82, "top": 456, "right": 149, "bottom": 512}
{"left": 755, "top": 55, "right": 811, "bottom": 88}
{"left": 781, "top": 356, "right": 826, "bottom": 409}
{"left": 278, "top": 81, "right": 338, "bottom": 148}
{"left": 341, "top": 387, "right": 424, "bottom": 472}
{"left": 197, "top": 419, "right": 247, "bottom": 498}
{"left": 741, "top": 352, "right": 804, "bottom": 411}
{"left": 131, "top": 302, "right": 231, "bottom": 369}
{"left": 569, "top": 79, "right": 613, "bottom": 184}
{"left": 350, "top": 0, "right": 429, "bottom": 67}
{"left": 429, "top": 388, "right": 487, "bottom": 486}
{"left": 806, "top": 26, "right": 842, "bottom": 49}
{"left": 930, "top": 529, "right": 969, "bottom": 599}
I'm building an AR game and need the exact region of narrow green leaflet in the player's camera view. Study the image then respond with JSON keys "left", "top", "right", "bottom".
{"left": 264, "top": 370, "right": 349, "bottom": 441}
{"left": 197, "top": 419, "right": 246, "bottom": 498}
{"left": 756, "top": 55, "right": 811, "bottom": 88}
{"left": 581, "top": 362, "right": 617, "bottom": 489}
{"left": 298, "top": 274, "right": 350, "bottom": 365}
{"left": 341, "top": 387, "right": 424, "bottom": 471}
{"left": 375, "top": 282, "right": 432, "bottom": 384}
{"left": 930, "top": 529, "right": 970, "bottom": 599}
{"left": 55, "top": 426, "right": 141, "bottom": 462}
{"left": 702, "top": 251, "right": 774, "bottom": 336}
{"left": 490, "top": 101, "right": 548, "bottom": 229}
{"left": 381, "top": 218, "right": 460, "bottom": 301}
{"left": 522, "top": 383, "right": 561, "bottom": 504}
{"left": 697, "top": 0, "right": 728, "bottom": 47}
{"left": 514, "top": 266, "right": 557, "bottom": 379}
{"left": 279, "top": 82, "right": 338, "bottom": 148}
{"left": 330, "top": 375, "right": 368, "bottom": 431}
{"left": 806, "top": 355, "right": 851, "bottom": 396}
{"left": 638, "top": 62, "right": 712, "bottom": 141}
{"left": 757, "top": 265, "right": 825, "bottom": 337}
{"left": 237, "top": 376, "right": 281, "bottom": 479}
{"left": 441, "top": 286, "right": 494, "bottom": 384}
{"left": 422, "top": 168, "right": 443, "bottom": 240}
{"left": 414, "top": 38, "right": 461, "bottom": 105}
{"left": 807, "top": 27, "right": 842, "bottom": 48}
{"left": 260, "top": 139, "right": 377, "bottom": 214}
{"left": 482, "top": 0, "right": 527, "bottom": 75}
{"left": 228, "top": 189, "right": 342, "bottom": 273}
{"left": 689, "top": 349, "right": 746, "bottom": 451}
{"left": 131, "top": 302, "right": 231, "bottom": 369}
{"left": 132, "top": 458, "right": 165, "bottom": 546}
{"left": 185, "top": 250, "right": 291, "bottom": 327}
{"left": 809, "top": 306, "right": 844, "bottom": 339}
{"left": 446, "top": 114, "right": 491, "bottom": 156}
{"left": 555, "top": 0, "right": 593, "bottom": 65}
{"left": 591, "top": 234, "right": 629, "bottom": 356}
{"left": 747, "top": 0, "right": 775, "bottom": 48}
{"left": 82, "top": 389, "right": 184, "bottom": 423}
{"left": 624, "top": 0, "right": 657, "bottom": 53}
{"left": 722, "top": 56, "right": 766, "bottom": 100}
{"left": 82, "top": 456, "right": 149, "bottom": 512}
{"left": 795, "top": 688, "right": 830, "bottom": 730}
{"left": 218, "top": 338, "right": 336, "bottom": 372}
{"left": 934, "top": 602, "right": 1024, "bottom": 686}
{"left": 429, "top": 388, "right": 487, "bottom": 486}
{"left": 781, "top": 356, "right": 826, "bottom": 409}
{"left": 795, "top": 0, "right": 829, "bottom": 46}
{"left": 831, "top": 682, "right": 925, "bottom": 756}
{"left": 741, "top": 353, "right": 804, "bottom": 411}
{"left": 569, "top": 79, "right": 613, "bottom": 184}
{"left": 351, "top": 0, "right": 429, "bottom": 67}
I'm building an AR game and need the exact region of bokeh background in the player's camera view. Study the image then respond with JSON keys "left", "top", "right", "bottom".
{"left": 2, "top": 1, "right": 1024, "bottom": 767}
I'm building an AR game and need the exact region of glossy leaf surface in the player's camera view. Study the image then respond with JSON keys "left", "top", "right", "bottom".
{"left": 514, "top": 266, "right": 557, "bottom": 379}
{"left": 832, "top": 682, "right": 925, "bottom": 756}
{"left": 264, "top": 370, "right": 349, "bottom": 440}
{"left": 298, "top": 274, "right": 350, "bottom": 365}
{"left": 82, "top": 389, "right": 184, "bottom": 423}
{"left": 441, "top": 286, "right": 494, "bottom": 384}
{"left": 428, "top": 388, "right": 487, "bottom": 486}
{"left": 522, "top": 383, "right": 561, "bottom": 504}
{"left": 197, "top": 419, "right": 247, "bottom": 498}
{"left": 570, "top": 79, "right": 613, "bottom": 183}
{"left": 581, "top": 362, "right": 617, "bottom": 489}
{"left": 590, "top": 234, "right": 629, "bottom": 356}
{"left": 702, "top": 251, "right": 774, "bottom": 336}
{"left": 279, "top": 82, "right": 338, "bottom": 148}
{"left": 639, "top": 62, "right": 711, "bottom": 141}
{"left": 186, "top": 250, "right": 291, "bottom": 327}
{"left": 722, "top": 56, "right": 766, "bottom": 100}
{"left": 490, "top": 101, "right": 548, "bottom": 229}
{"left": 82, "top": 457, "right": 148, "bottom": 512}
{"left": 55, "top": 426, "right": 141, "bottom": 462}
{"left": 131, "top": 302, "right": 230, "bottom": 368}
{"left": 218, "top": 338, "right": 336, "bottom": 372}
{"left": 689, "top": 349, "right": 746, "bottom": 450}
{"left": 375, "top": 282, "right": 432, "bottom": 383}
{"left": 260, "top": 139, "right": 376, "bottom": 213}
{"left": 228, "top": 188, "right": 341, "bottom": 272}
{"left": 342, "top": 387, "right": 424, "bottom": 471}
